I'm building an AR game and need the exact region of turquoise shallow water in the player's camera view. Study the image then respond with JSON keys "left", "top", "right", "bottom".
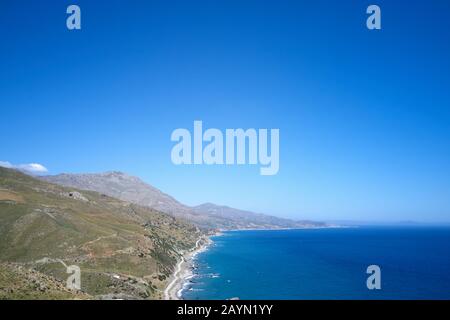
{"left": 182, "top": 227, "right": 450, "bottom": 299}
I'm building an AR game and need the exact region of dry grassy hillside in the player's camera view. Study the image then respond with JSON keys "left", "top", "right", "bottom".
{"left": 0, "top": 167, "right": 201, "bottom": 299}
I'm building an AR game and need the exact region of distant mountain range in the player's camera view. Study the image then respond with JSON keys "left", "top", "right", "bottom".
{"left": 41, "top": 171, "right": 326, "bottom": 230}
{"left": 192, "top": 203, "right": 324, "bottom": 229}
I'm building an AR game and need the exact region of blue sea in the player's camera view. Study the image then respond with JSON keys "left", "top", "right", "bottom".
{"left": 182, "top": 227, "right": 450, "bottom": 300}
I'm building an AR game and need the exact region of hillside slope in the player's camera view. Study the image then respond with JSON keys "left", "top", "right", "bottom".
{"left": 0, "top": 167, "right": 201, "bottom": 299}
{"left": 42, "top": 172, "right": 326, "bottom": 230}
{"left": 0, "top": 262, "right": 90, "bottom": 300}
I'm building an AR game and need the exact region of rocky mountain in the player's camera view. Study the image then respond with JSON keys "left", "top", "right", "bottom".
{"left": 42, "top": 171, "right": 194, "bottom": 218}
{"left": 40, "top": 171, "right": 224, "bottom": 229}
{"left": 41, "top": 171, "right": 326, "bottom": 230}
{"left": 0, "top": 167, "right": 201, "bottom": 299}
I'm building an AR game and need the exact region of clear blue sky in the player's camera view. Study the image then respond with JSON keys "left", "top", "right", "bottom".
{"left": 1, "top": 0, "right": 449, "bottom": 223}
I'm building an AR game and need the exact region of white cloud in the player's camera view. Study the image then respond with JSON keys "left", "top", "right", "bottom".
{"left": 0, "top": 161, "right": 48, "bottom": 174}
{"left": 0, "top": 161, "right": 13, "bottom": 168}
{"left": 18, "top": 163, "right": 48, "bottom": 173}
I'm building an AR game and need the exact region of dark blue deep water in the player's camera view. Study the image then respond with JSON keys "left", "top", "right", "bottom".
{"left": 182, "top": 227, "right": 450, "bottom": 299}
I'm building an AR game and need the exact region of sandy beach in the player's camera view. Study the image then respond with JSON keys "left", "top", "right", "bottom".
{"left": 164, "top": 235, "right": 213, "bottom": 300}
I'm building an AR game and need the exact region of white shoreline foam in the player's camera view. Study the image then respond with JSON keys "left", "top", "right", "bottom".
{"left": 163, "top": 234, "right": 215, "bottom": 300}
